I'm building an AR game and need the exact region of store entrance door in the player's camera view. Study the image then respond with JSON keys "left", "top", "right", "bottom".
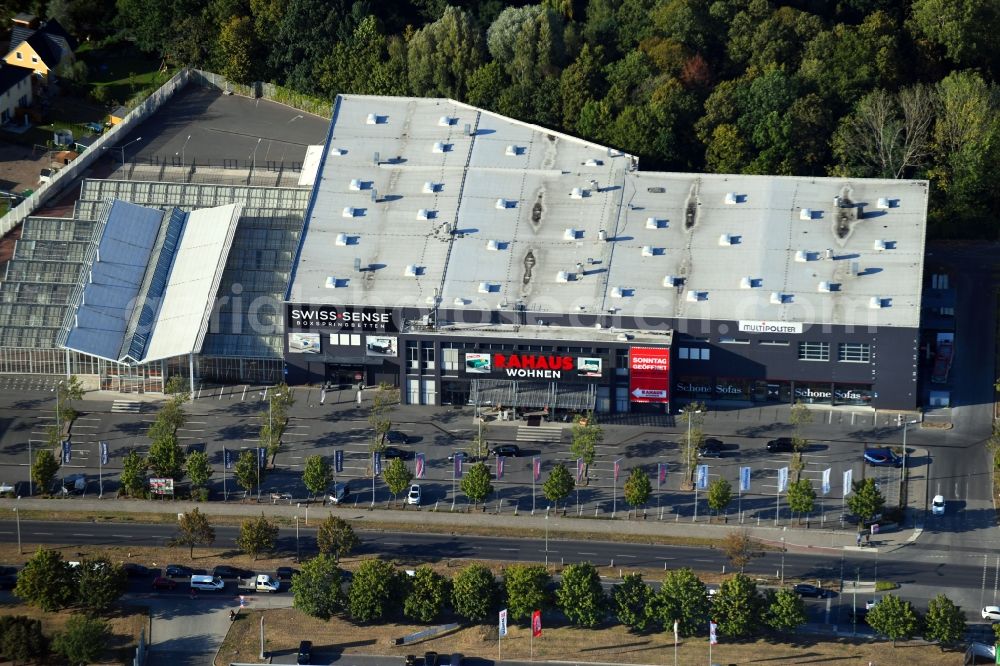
{"left": 326, "top": 365, "right": 364, "bottom": 389}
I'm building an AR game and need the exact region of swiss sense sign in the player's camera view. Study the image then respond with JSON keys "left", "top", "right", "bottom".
{"left": 629, "top": 347, "right": 670, "bottom": 403}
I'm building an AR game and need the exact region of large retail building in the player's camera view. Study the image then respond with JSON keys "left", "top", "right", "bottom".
{"left": 283, "top": 96, "right": 928, "bottom": 412}
{"left": 0, "top": 94, "right": 928, "bottom": 411}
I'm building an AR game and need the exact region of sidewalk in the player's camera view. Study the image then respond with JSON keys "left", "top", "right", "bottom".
{"left": 0, "top": 494, "right": 918, "bottom": 555}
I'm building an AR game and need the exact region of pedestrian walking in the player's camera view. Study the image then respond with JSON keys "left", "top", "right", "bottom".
{"left": 856, "top": 533, "right": 862, "bottom": 547}
{"left": 320, "top": 388, "right": 326, "bottom": 405}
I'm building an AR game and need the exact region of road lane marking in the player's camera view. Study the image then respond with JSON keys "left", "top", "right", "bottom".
{"left": 578, "top": 552, "right": 598, "bottom": 556}
{"left": 32, "top": 532, "right": 53, "bottom": 535}
{"left": 112, "top": 534, "right": 132, "bottom": 539}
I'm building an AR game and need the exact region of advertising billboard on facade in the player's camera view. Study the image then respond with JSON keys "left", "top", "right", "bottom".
{"left": 364, "top": 335, "right": 397, "bottom": 357}
{"left": 629, "top": 347, "right": 670, "bottom": 403}
{"left": 462, "top": 351, "right": 605, "bottom": 381}
{"left": 288, "top": 332, "right": 321, "bottom": 353}
{"left": 285, "top": 304, "right": 399, "bottom": 332}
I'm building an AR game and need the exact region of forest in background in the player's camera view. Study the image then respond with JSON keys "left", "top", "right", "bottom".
{"left": 3, "top": 0, "right": 1000, "bottom": 238}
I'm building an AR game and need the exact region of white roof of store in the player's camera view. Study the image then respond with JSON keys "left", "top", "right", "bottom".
{"left": 142, "top": 203, "right": 241, "bottom": 362}
{"left": 288, "top": 95, "right": 928, "bottom": 329}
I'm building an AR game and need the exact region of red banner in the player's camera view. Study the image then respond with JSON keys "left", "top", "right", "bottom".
{"left": 532, "top": 610, "right": 542, "bottom": 637}
{"left": 629, "top": 347, "right": 670, "bottom": 403}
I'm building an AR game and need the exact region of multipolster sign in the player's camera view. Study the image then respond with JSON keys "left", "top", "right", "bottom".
{"left": 629, "top": 347, "right": 670, "bottom": 403}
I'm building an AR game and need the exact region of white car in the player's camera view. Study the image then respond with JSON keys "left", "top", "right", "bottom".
{"left": 931, "top": 495, "right": 946, "bottom": 515}
{"left": 406, "top": 484, "right": 421, "bottom": 505}
{"left": 983, "top": 606, "right": 1000, "bottom": 621}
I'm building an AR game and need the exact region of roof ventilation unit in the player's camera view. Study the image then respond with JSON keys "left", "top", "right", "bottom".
{"left": 505, "top": 145, "right": 520, "bottom": 156}
{"left": 478, "top": 282, "right": 496, "bottom": 294}
{"left": 453, "top": 297, "right": 468, "bottom": 306}
{"left": 404, "top": 265, "right": 420, "bottom": 277}
{"left": 349, "top": 179, "right": 362, "bottom": 191}
{"left": 335, "top": 233, "right": 348, "bottom": 246}
{"left": 617, "top": 333, "right": 631, "bottom": 342}
{"left": 584, "top": 158, "right": 603, "bottom": 166}
{"left": 564, "top": 228, "right": 581, "bottom": 240}
{"left": 770, "top": 292, "right": 789, "bottom": 304}
{"left": 719, "top": 234, "right": 734, "bottom": 246}
{"left": 366, "top": 113, "right": 378, "bottom": 125}
{"left": 824, "top": 248, "right": 833, "bottom": 260}
{"left": 416, "top": 209, "right": 435, "bottom": 220}
{"left": 438, "top": 115, "right": 455, "bottom": 126}
{"left": 330, "top": 147, "right": 346, "bottom": 156}
{"left": 873, "top": 239, "right": 887, "bottom": 251}
{"left": 599, "top": 229, "right": 608, "bottom": 242}
{"left": 663, "top": 275, "right": 676, "bottom": 287}
{"left": 794, "top": 250, "right": 809, "bottom": 262}
{"left": 849, "top": 261, "right": 860, "bottom": 276}
{"left": 496, "top": 198, "right": 510, "bottom": 209}
{"left": 740, "top": 276, "right": 760, "bottom": 289}
{"left": 556, "top": 271, "right": 570, "bottom": 283}
{"left": 724, "top": 192, "right": 739, "bottom": 205}
{"left": 686, "top": 290, "right": 706, "bottom": 302}
{"left": 818, "top": 281, "right": 832, "bottom": 292}
{"left": 800, "top": 208, "right": 814, "bottom": 220}
{"left": 610, "top": 287, "right": 624, "bottom": 298}
{"left": 570, "top": 187, "right": 585, "bottom": 199}
{"left": 486, "top": 239, "right": 500, "bottom": 251}
{"left": 422, "top": 182, "right": 441, "bottom": 194}
{"left": 641, "top": 246, "right": 654, "bottom": 257}
{"left": 373, "top": 151, "right": 380, "bottom": 165}
{"left": 342, "top": 207, "right": 357, "bottom": 218}
{"left": 325, "top": 276, "right": 347, "bottom": 289}
{"left": 869, "top": 296, "right": 885, "bottom": 309}
{"left": 354, "top": 258, "right": 362, "bottom": 272}
{"left": 646, "top": 217, "right": 666, "bottom": 229}
{"left": 432, "top": 141, "right": 449, "bottom": 153}
{"left": 877, "top": 197, "right": 891, "bottom": 209}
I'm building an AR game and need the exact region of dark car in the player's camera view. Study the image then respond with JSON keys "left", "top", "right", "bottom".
{"left": 382, "top": 446, "right": 414, "bottom": 460}
{"left": 385, "top": 430, "right": 412, "bottom": 445}
{"left": 793, "top": 583, "right": 830, "bottom": 598}
{"left": 186, "top": 442, "right": 206, "bottom": 455}
{"left": 698, "top": 438, "right": 724, "bottom": 457}
{"left": 124, "top": 563, "right": 153, "bottom": 578}
{"left": 296, "top": 640, "right": 312, "bottom": 665}
{"left": 766, "top": 437, "right": 795, "bottom": 453}
{"left": 424, "top": 651, "right": 439, "bottom": 666}
{"left": 864, "top": 448, "right": 902, "bottom": 467}
{"left": 491, "top": 444, "right": 521, "bottom": 457}
{"left": 165, "top": 564, "right": 203, "bottom": 578}
{"left": 213, "top": 565, "right": 253, "bottom": 579}
{"left": 275, "top": 567, "right": 299, "bottom": 581}
{"left": 448, "top": 451, "right": 482, "bottom": 462}
{"left": 0, "top": 573, "right": 17, "bottom": 590}
{"left": 848, "top": 608, "right": 869, "bottom": 625}
{"left": 405, "top": 657, "right": 417, "bottom": 666}
{"left": 152, "top": 576, "right": 176, "bottom": 591}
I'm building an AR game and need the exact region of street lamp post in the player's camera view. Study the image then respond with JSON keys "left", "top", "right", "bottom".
{"left": 180, "top": 134, "right": 191, "bottom": 164}
{"left": 294, "top": 515, "right": 300, "bottom": 563}
{"left": 250, "top": 138, "right": 262, "bottom": 178}
{"left": 900, "top": 419, "right": 918, "bottom": 500}
{"left": 13, "top": 506, "right": 21, "bottom": 554}
{"left": 685, "top": 408, "right": 703, "bottom": 486}
{"left": 780, "top": 533, "right": 786, "bottom": 584}
{"left": 109, "top": 137, "right": 142, "bottom": 169}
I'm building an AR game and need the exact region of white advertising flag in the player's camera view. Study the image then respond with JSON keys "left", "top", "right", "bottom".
{"left": 498, "top": 609, "right": 508, "bottom": 637}
{"left": 777, "top": 466, "right": 789, "bottom": 493}
{"left": 821, "top": 468, "right": 831, "bottom": 495}
{"left": 843, "top": 469, "right": 854, "bottom": 496}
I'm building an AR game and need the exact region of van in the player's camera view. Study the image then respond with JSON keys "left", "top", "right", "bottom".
{"left": 328, "top": 482, "right": 350, "bottom": 504}
{"left": 190, "top": 574, "right": 225, "bottom": 591}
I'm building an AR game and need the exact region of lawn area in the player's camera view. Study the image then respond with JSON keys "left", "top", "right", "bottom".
{"left": 77, "top": 41, "right": 165, "bottom": 107}
{"left": 0, "top": 601, "right": 148, "bottom": 665}
{"left": 218, "top": 607, "right": 958, "bottom": 666}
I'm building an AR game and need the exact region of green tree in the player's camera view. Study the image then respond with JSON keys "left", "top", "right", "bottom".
{"left": 786, "top": 478, "right": 816, "bottom": 521}
{"left": 465, "top": 61, "right": 508, "bottom": 111}
{"left": 713, "top": 573, "right": 761, "bottom": 638}
{"left": 487, "top": 4, "right": 565, "bottom": 83}
{"left": 261, "top": 383, "right": 294, "bottom": 465}
{"left": 237, "top": 513, "right": 278, "bottom": 560}
{"left": 31, "top": 449, "right": 59, "bottom": 495}
{"left": 119, "top": 449, "right": 146, "bottom": 498}
{"left": 570, "top": 413, "right": 603, "bottom": 479}
{"left": 655, "top": 568, "right": 709, "bottom": 637}
{"left": 678, "top": 402, "right": 706, "bottom": 484}
{"left": 720, "top": 531, "right": 759, "bottom": 573}
{"left": 789, "top": 400, "right": 812, "bottom": 452}
{"left": 542, "top": 463, "right": 574, "bottom": 510}
{"left": 613, "top": 572, "right": 655, "bottom": 632}
{"left": 909, "top": 0, "right": 1000, "bottom": 68}
{"left": 164, "top": 375, "right": 188, "bottom": 394}
{"left": 846, "top": 478, "right": 885, "bottom": 529}
{"left": 762, "top": 587, "right": 807, "bottom": 633}
{"left": 407, "top": 6, "right": 484, "bottom": 98}
{"left": 217, "top": 15, "right": 256, "bottom": 84}
{"left": 503, "top": 564, "right": 550, "bottom": 623}
{"left": 234, "top": 448, "right": 263, "bottom": 498}
{"left": 556, "top": 562, "right": 606, "bottom": 627}
{"left": 383, "top": 457, "right": 414, "bottom": 503}
{"left": 316, "top": 515, "right": 359, "bottom": 561}
{"left": 461, "top": 462, "right": 493, "bottom": 507}
{"left": 867, "top": 593, "right": 920, "bottom": 646}
{"left": 451, "top": 563, "right": 497, "bottom": 623}
{"left": 706, "top": 478, "right": 732, "bottom": 517}
{"left": 52, "top": 614, "right": 108, "bottom": 665}
{"left": 0, "top": 615, "right": 46, "bottom": 663}
{"left": 368, "top": 383, "right": 396, "bottom": 452}
{"left": 560, "top": 43, "right": 605, "bottom": 132}
{"left": 75, "top": 558, "right": 127, "bottom": 613}
{"left": 922, "top": 594, "right": 965, "bottom": 649}
{"left": 623, "top": 467, "right": 652, "bottom": 511}
{"left": 172, "top": 507, "right": 216, "bottom": 558}
{"left": 14, "top": 547, "right": 75, "bottom": 611}
{"left": 291, "top": 553, "right": 346, "bottom": 620}
{"left": 147, "top": 433, "right": 184, "bottom": 482}
{"left": 404, "top": 565, "right": 450, "bottom": 623}
{"left": 348, "top": 558, "right": 401, "bottom": 623}
{"left": 468, "top": 419, "right": 490, "bottom": 461}
{"left": 55, "top": 375, "right": 84, "bottom": 425}
{"left": 186, "top": 450, "right": 212, "bottom": 492}
{"left": 302, "top": 455, "right": 333, "bottom": 499}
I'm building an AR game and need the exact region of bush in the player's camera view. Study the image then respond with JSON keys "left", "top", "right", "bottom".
{"left": 875, "top": 580, "right": 899, "bottom": 591}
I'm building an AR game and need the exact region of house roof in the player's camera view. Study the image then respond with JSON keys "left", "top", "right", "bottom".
{"left": 8, "top": 18, "right": 77, "bottom": 67}
{"left": 0, "top": 63, "right": 31, "bottom": 95}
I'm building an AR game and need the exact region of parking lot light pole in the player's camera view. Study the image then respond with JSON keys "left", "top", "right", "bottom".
{"left": 900, "top": 419, "right": 918, "bottom": 494}
{"left": 294, "top": 515, "right": 300, "bottom": 563}
{"left": 685, "top": 408, "right": 702, "bottom": 486}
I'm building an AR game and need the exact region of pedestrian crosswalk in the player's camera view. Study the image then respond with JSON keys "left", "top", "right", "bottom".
{"left": 111, "top": 400, "right": 142, "bottom": 414}
{"left": 516, "top": 424, "right": 565, "bottom": 443}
